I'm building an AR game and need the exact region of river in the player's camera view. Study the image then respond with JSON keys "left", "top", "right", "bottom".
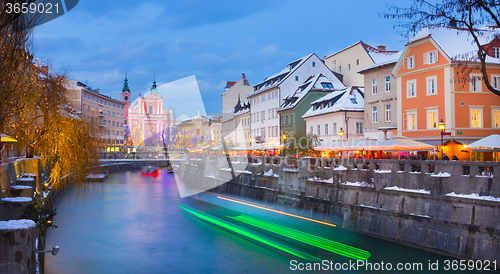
{"left": 45, "top": 168, "right": 486, "bottom": 273}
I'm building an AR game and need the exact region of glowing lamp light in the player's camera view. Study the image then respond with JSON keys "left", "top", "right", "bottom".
{"left": 282, "top": 134, "right": 287, "bottom": 140}
{"left": 438, "top": 119, "right": 445, "bottom": 131}
{"left": 339, "top": 127, "right": 344, "bottom": 137}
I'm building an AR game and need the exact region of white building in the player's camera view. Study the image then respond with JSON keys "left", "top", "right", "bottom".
{"left": 302, "top": 86, "right": 365, "bottom": 142}
{"left": 221, "top": 74, "right": 252, "bottom": 143}
{"left": 247, "top": 53, "right": 344, "bottom": 145}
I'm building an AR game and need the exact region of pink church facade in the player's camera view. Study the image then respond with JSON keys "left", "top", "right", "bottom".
{"left": 127, "top": 78, "right": 175, "bottom": 147}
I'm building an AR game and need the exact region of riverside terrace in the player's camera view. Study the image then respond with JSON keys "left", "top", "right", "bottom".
{"left": 179, "top": 155, "right": 500, "bottom": 261}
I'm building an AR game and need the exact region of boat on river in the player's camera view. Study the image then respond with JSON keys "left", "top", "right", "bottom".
{"left": 141, "top": 166, "right": 159, "bottom": 177}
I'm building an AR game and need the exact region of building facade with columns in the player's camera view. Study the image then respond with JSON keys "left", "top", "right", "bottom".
{"left": 127, "top": 78, "right": 175, "bottom": 147}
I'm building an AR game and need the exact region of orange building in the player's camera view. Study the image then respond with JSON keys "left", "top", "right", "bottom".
{"left": 394, "top": 26, "right": 500, "bottom": 160}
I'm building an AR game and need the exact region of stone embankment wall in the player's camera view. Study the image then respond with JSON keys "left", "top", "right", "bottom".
{"left": 179, "top": 155, "right": 500, "bottom": 261}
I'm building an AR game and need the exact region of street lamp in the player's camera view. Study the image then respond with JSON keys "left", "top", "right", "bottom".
{"left": 438, "top": 119, "right": 446, "bottom": 159}
{"left": 249, "top": 137, "right": 253, "bottom": 145}
{"left": 339, "top": 127, "right": 344, "bottom": 138}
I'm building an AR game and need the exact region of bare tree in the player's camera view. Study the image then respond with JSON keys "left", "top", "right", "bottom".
{"left": 385, "top": 0, "right": 500, "bottom": 96}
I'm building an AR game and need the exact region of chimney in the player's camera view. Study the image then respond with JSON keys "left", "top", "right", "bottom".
{"left": 377, "top": 45, "right": 386, "bottom": 51}
{"left": 242, "top": 73, "right": 246, "bottom": 80}
{"left": 41, "top": 66, "right": 48, "bottom": 76}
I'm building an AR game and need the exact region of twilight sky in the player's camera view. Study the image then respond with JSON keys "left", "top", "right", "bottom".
{"left": 34, "top": 0, "right": 412, "bottom": 117}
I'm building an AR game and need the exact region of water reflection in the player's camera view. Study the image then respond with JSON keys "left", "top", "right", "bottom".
{"left": 45, "top": 169, "right": 475, "bottom": 274}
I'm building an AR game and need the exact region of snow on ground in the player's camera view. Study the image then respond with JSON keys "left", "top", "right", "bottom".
{"left": 384, "top": 186, "right": 430, "bottom": 194}
{"left": 341, "top": 181, "right": 374, "bottom": 188}
{"left": 2, "top": 197, "right": 32, "bottom": 202}
{"left": 263, "top": 169, "right": 279, "bottom": 177}
{"left": 446, "top": 192, "right": 500, "bottom": 202}
{"left": 86, "top": 174, "right": 107, "bottom": 179}
{"left": 375, "top": 170, "right": 392, "bottom": 173}
{"left": 10, "top": 185, "right": 32, "bottom": 189}
{"left": 17, "top": 177, "right": 34, "bottom": 181}
{"left": 237, "top": 170, "right": 252, "bottom": 174}
{"left": 333, "top": 166, "right": 347, "bottom": 171}
{"left": 0, "top": 219, "right": 36, "bottom": 230}
{"left": 431, "top": 172, "right": 451, "bottom": 177}
{"left": 307, "top": 177, "right": 334, "bottom": 183}
{"left": 283, "top": 168, "right": 299, "bottom": 172}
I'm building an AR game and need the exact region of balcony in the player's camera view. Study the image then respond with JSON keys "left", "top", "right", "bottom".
{"left": 99, "top": 111, "right": 106, "bottom": 117}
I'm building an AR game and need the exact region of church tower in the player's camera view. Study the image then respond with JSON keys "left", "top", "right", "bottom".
{"left": 121, "top": 73, "right": 131, "bottom": 123}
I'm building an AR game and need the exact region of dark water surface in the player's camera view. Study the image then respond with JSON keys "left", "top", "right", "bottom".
{"left": 45, "top": 169, "right": 485, "bottom": 273}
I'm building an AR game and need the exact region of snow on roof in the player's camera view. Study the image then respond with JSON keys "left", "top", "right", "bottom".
{"left": 408, "top": 26, "right": 500, "bottom": 64}
{"left": 302, "top": 86, "right": 364, "bottom": 119}
{"left": 362, "top": 43, "right": 399, "bottom": 63}
{"left": 279, "top": 74, "right": 344, "bottom": 112}
{"left": 358, "top": 51, "right": 403, "bottom": 73}
{"left": 0, "top": 219, "right": 36, "bottom": 230}
{"left": 248, "top": 53, "right": 316, "bottom": 98}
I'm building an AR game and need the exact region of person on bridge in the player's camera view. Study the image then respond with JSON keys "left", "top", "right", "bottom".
{"left": 442, "top": 153, "right": 450, "bottom": 161}
{"left": 452, "top": 155, "right": 459, "bottom": 161}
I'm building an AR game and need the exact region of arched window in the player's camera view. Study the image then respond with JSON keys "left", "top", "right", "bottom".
{"left": 149, "top": 106, "right": 153, "bottom": 114}
{"left": 124, "top": 95, "right": 128, "bottom": 101}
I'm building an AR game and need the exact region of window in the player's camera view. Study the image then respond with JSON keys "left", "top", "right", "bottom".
{"left": 256, "top": 113, "right": 259, "bottom": 122}
{"left": 372, "top": 106, "right": 378, "bottom": 123}
{"left": 261, "top": 128, "right": 266, "bottom": 138}
{"left": 321, "top": 82, "right": 333, "bottom": 88}
{"left": 470, "top": 74, "right": 482, "bottom": 92}
{"left": 407, "top": 80, "right": 416, "bottom": 98}
{"left": 257, "top": 97, "right": 259, "bottom": 104}
{"left": 492, "top": 74, "right": 500, "bottom": 89}
{"left": 493, "top": 109, "right": 500, "bottom": 128}
{"left": 427, "top": 109, "right": 438, "bottom": 129}
{"left": 108, "top": 120, "right": 111, "bottom": 125}
{"left": 332, "top": 123, "right": 337, "bottom": 135}
{"left": 372, "top": 79, "right": 377, "bottom": 94}
{"left": 261, "top": 95, "right": 265, "bottom": 102}
{"left": 290, "top": 114, "right": 293, "bottom": 124}
{"left": 350, "top": 98, "right": 358, "bottom": 104}
{"left": 407, "top": 56, "right": 415, "bottom": 69}
{"left": 325, "top": 124, "right": 329, "bottom": 135}
{"left": 494, "top": 47, "right": 500, "bottom": 58}
{"left": 426, "top": 76, "right": 437, "bottom": 95}
{"left": 112, "top": 121, "right": 115, "bottom": 126}
{"left": 149, "top": 106, "right": 153, "bottom": 114}
{"left": 275, "top": 90, "right": 278, "bottom": 98}
{"left": 268, "top": 110, "right": 270, "bottom": 120}
{"left": 317, "top": 125, "right": 320, "bottom": 136}
{"left": 385, "top": 105, "right": 391, "bottom": 122}
{"left": 281, "top": 116, "right": 284, "bottom": 125}
{"left": 407, "top": 111, "right": 417, "bottom": 130}
{"left": 356, "top": 59, "right": 359, "bottom": 65}
{"left": 285, "top": 115, "right": 288, "bottom": 125}
{"left": 339, "top": 66, "right": 341, "bottom": 73}
{"left": 312, "top": 61, "right": 316, "bottom": 67}
{"left": 356, "top": 122, "right": 363, "bottom": 134}
{"left": 471, "top": 107, "right": 483, "bottom": 128}
{"left": 348, "top": 64, "right": 351, "bottom": 70}
{"left": 424, "top": 50, "right": 438, "bottom": 64}
{"left": 295, "top": 76, "right": 299, "bottom": 81}
{"left": 113, "top": 112, "right": 116, "bottom": 117}
{"left": 385, "top": 77, "right": 390, "bottom": 92}
{"left": 310, "top": 126, "right": 313, "bottom": 134}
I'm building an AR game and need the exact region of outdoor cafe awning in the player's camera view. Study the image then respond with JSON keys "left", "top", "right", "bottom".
{"left": 466, "top": 134, "right": 500, "bottom": 152}
{"left": 315, "top": 136, "right": 435, "bottom": 152}
{"left": 0, "top": 133, "right": 17, "bottom": 143}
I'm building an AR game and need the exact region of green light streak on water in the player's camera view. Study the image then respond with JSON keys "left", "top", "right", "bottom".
{"left": 230, "top": 214, "right": 371, "bottom": 260}
{"left": 178, "top": 204, "right": 321, "bottom": 261}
